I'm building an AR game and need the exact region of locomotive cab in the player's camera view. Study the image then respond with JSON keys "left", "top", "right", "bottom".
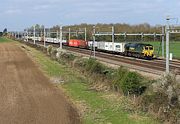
{"left": 143, "top": 45, "right": 154, "bottom": 59}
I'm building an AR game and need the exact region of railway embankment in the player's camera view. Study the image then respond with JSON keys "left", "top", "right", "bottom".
{"left": 19, "top": 40, "right": 180, "bottom": 124}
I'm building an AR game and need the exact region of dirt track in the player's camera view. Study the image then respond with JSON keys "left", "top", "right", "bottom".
{"left": 0, "top": 43, "right": 80, "bottom": 124}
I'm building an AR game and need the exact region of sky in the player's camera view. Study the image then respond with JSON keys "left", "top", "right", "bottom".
{"left": 0, "top": 0, "right": 179, "bottom": 31}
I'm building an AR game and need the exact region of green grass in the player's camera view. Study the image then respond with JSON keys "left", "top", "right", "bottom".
{"left": 142, "top": 41, "right": 180, "bottom": 59}
{"left": 22, "top": 43, "right": 159, "bottom": 124}
{"left": 0, "top": 37, "right": 14, "bottom": 43}
{"left": 63, "top": 82, "right": 158, "bottom": 124}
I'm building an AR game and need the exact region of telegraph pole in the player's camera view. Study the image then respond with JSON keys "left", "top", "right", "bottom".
{"left": 59, "top": 25, "right": 63, "bottom": 49}
{"left": 112, "top": 26, "right": 115, "bottom": 51}
{"left": 69, "top": 28, "right": 71, "bottom": 40}
{"left": 23, "top": 30, "right": 25, "bottom": 41}
{"left": 44, "top": 26, "right": 46, "bottom": 47}
{"left": 41, "top": 29, "right": 42, "bottom": 41}
{"left": 166, "top": 18, "right": 170, "bottom": 74}
{"left": 15, "top": 32, "right": 16, "bottom": 39}
{"left": 162, "top": 26, "right": 165, "bottom": 58}
{"left": 76, "top": 30, "right": 78, "bottom": 37}
{"left": 165, "top": 16, "right": 180, "bottom": 74}
{"left": 153, "top": 33, "right": 156, "bottom": 41}
{"left": 33, "top": 25, "right": 36, "bottom": 44}
{"left": 23, "top": 31, "right": 25, "bottom": 40}
{"left": 27, "top": 29, "right": 29, "bottom": 42}
{"left": 85, "top": 27, "right": 87, "bottom": 41}
{"left": 49, "top": 28, "right": 51, "bottom": 38}
{"left": 124, "top": 32, "right": 127, "bottom": 42}
{"left": 56, "top": 29, "right": 59, "bottom": 40}
{"left": 93, "top": 26, "right": 96, "bottom": 58}
{"left": 56, "top": 29, "right": 58, "bottom": 44}
{"left": 141, "top": 32, "right": 144, "bottom": 42}
{"left": 18, "top": 32, "right": 20, "bottom": 39}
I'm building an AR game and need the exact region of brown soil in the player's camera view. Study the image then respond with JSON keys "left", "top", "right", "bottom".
{"left": 0, "top": 43, "right": 80, "bottom": 124}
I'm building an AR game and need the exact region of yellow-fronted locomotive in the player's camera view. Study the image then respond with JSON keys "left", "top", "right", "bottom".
{"left": 124, "top": 43, "right": 154, "bottom": 59}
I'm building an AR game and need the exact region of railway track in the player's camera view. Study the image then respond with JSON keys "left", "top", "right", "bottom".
{"left": 64, "top": 47, "right": 180, "bottom": 74}
{"left": 26, "top": 40, "right": 180, "bottom": 75}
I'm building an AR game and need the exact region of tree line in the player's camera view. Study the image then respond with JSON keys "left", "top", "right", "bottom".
{"left": 0, "top": 28, "right": 7, "bottom": 37}
{"left": 26, "top": 23, "right": 180, "bottom": 42}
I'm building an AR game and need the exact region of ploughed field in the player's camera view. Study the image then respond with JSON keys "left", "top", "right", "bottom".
{"left": 0, "top": 41, "right": 80, "bottom": 124}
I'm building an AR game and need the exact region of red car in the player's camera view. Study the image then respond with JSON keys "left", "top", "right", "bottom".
{"left": 68, "top": 39, "right": 88, "bottom": 48}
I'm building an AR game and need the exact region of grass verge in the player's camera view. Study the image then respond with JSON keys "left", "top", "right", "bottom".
{"left": 0, "top": 37, "right": 14, "bottom": 43}
{"left": 19, "top": 42, "right": 159, "bottom": 124}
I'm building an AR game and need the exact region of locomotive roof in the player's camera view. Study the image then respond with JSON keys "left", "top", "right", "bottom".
{"left": 126, "top": 43, "right": 153, "bottom": 46}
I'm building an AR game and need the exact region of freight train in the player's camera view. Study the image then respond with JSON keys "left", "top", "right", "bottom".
{"left": 26, "top": 37, "right": 154, "bottom": 59}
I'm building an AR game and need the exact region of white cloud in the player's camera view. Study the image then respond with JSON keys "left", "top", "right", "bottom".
{"left": 33, "top": 4, "right": 52, "bottom": 10}
{"left": 4, "top": 9, "right": 22, "bottom": 15}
